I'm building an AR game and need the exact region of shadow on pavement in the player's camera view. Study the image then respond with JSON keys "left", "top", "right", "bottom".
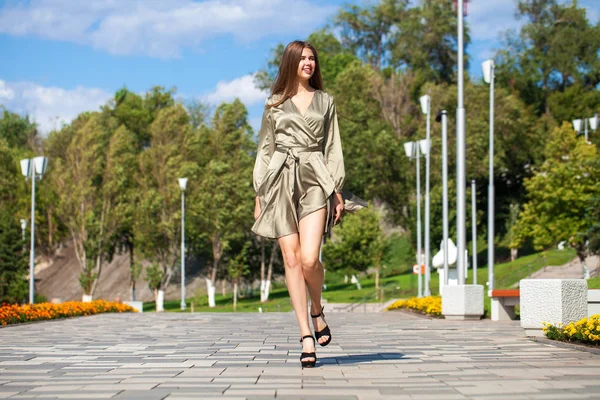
{"left": 318, "top": 353, "right": 406, "bottom": 365}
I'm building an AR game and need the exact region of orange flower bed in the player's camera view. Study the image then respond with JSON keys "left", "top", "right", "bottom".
{"left": 0, "top": 300, "right": 135, "bottom": 326}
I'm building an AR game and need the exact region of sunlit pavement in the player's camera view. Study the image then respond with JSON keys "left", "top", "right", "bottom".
{"left": 0, "top": 311, "right": 599, "bottom": 399}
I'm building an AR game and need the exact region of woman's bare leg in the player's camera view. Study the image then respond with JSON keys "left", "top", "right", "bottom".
{"left": 278, "top": 233, "right": 315, "bottom": 362}
{"left": 298, "top": 208, "right": 330, "bottom": 345}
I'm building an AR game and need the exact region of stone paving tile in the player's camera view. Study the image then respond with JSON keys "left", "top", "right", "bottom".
{"left": 0, "top": 312, "right": 599, "bottom": 399}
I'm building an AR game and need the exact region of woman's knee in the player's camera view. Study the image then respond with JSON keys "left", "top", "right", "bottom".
{"left": 300, "top": 253, "right": 320, "bottom": 271}
{"left": 282, "top": 250, "right": 302, "bottom": 270}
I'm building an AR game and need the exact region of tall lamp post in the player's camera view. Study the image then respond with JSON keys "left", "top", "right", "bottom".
{"left": 178, "top": 178, "right": 188, "bottom": 311}
{"left": 20, "top": 156, "right": 48, "bottom": 304}
{"left": 482, "top": 59, "right": 495, "bottom": 291}
{"left": 572, "top": 115, "right": 597, "bottom": 143}
{"left": 436, "top": 110, "right": 449, "bottom": 286}
{"left": 456, "top": 0, "right": 466, "bottom": 285}
{"left": 419, "top": 94, "right": 432, "bottom": 297}
{"left": 404, "top": 139, "right": 428, "bottom": 298}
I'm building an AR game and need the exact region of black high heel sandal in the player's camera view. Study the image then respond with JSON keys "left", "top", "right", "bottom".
{"left": 311, "top": 306, "right": 332, "bottom": 347}
{"left": 300, "top": 335, "right": 317, "bottom": 368}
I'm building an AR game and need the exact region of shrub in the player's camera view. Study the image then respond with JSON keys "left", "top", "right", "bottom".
{"left": 0, "top": 300, "right": 135, "bottom": 326}
{"left": 386, "top": 296, "right": 442, "bottom": 317}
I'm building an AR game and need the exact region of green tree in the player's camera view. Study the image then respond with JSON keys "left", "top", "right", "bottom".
{"left": 322, "top": 206, "right": 383, "bottom": 278}
{"left": 226, "top": 242, "right": 250, "bottom": 311}
{"left": 135, "top": 104, "right": 198, "bottom": 302}
{"left": 512, "top": 123, "right": 600, "bottom": 274}
{"left": 390, "top": 0, "right": 467, "bottom": 84}
{"left": 103, "top": 125, "right": 140, "bottom": 301}
{"left": 496, "top": 0, "right": 600, "bottom": 115}
{"left": 0, "top": 208, "right": 28, "bottom": 304}
{"left": 50, "top": 113, "right": 113, "bottom": 298}
{"left": 188, "top": 99, "right": 255, "bottom": 307}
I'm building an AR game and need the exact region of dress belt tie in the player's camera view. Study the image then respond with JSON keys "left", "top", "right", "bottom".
{"left": 275, "top": 146, "right": 322, "bottom": 198}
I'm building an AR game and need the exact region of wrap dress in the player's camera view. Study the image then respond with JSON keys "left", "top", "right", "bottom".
{"left": 252, "top": 90, "right": 365, "bottom": 239}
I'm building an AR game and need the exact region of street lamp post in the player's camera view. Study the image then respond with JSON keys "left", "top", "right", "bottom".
{"left": 405, "top": 140, "right": 427, "bottom": 298}
{"left": 573, "top": 115, "right": 597, "bottom": 143}
{"left": 20, "top": 156, "right": 48, "bottom": 304}
{"left": 456, "top": 0, "right": 466, "bottom": 285}
{"left": 178, "top": 178, "right": 188, "bottom": 311}
{"left": 436, "top": 110, "right": 449, "bottom": 286}
{"left": 482, "top": 59, "right": 495, "bottom": 290}
{"left": 471, "top": 180, "right": 477, "bottom": 285}
{"left": 419, "top": 94, "right": 432, "bottom": 297}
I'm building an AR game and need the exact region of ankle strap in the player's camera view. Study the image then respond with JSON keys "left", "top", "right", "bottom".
{"left": 311, "top": 306, "right": 324, "bottom": 318}
{"left": 300, "top": 335, "right": 315, "bottom": 343}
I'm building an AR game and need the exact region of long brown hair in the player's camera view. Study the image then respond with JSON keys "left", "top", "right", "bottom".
{"left": 268, "top": 40, "right": 323, "bottom": 108}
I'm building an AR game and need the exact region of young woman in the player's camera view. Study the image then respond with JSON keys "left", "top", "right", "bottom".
{"left": 252, "top": 40, "right": 363, "bottom": 368}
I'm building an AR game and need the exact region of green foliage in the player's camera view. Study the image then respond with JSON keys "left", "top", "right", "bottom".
{"left": 0, "top": 209, "right": 28, "bottom": 304}
{"left": 0, "top": 108, "right": 38, "bottom": 150}
{"left": 322, "top": 206, "right": 384, "bottom": 275}
{"left": 513, "top": 123, "right": 600, "bottom": 250}
{"left": 78, "top": 262, "right": 97, "bottom": 296}
{"left": 145, "top": 263, "right": 164, "bottom": 292}
{"left": 496, "top": 0, "right": 600, "bottom": 115}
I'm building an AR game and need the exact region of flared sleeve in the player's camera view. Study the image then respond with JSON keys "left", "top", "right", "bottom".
{"left": 323, "top": 96, "right": 345, "bottom": 193}
{"left": 253, "top": 105, "right": 275, "bottom": 194}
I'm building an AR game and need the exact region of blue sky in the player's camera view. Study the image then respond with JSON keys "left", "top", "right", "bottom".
{"left": 0, "top": 0, "right": 597, "bottom": 135}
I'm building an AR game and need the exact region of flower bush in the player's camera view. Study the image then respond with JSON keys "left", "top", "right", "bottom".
{"left": 543, "top": 314, "right": 600, "bottom": 345}
{"left": 0, "top": 300, "right": 135, "bottom": 326}
{"left": 386, "top": 295, "right": 442, "bottom": 317}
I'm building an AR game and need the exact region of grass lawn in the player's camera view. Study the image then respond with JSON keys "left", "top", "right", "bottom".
{"left": 144, "top": 248, "right": 578, "bottom": 316}
{"left": 588, "top": 277, "right": 600, "bottom": 289}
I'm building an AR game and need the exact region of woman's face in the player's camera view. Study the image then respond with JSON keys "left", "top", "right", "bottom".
{"left": 297, "top": 47, "right": 315, "bottom": 82}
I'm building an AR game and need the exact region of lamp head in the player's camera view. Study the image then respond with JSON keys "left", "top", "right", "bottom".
{"left": 178, "top": 178, "right": 188, "bottom": 191}
{"left": 419, "top": 139, "right": 430, "bottom": 155}
{"left": 419, "top": 95, "right": 430, "bottom": 115}
{"left": 20, "top": 159, "right": 31, "bottom": 178}
{"left": 482, "top": 59, "right": 494, "bottom": 84}
{"left": 404, "top": 141, "right": 415, "bottom": 158}
{"left": 20, "top": 219, "right": 27, "bottom": 230}
{"left": 572, "top": 119, "right": 582, "bottom": 132}
{"left": 33, "top": 156, "right": 48, "bottom": 176}
{"left": 589, "top": 115, "right": 598, "bottom": 130}
{"left": 435, "top": 110, "right": 446, "bottom": 123}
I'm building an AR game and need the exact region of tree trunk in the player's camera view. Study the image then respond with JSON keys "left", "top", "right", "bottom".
{"left": 262, "top": 241, "right": 278, "bottom": 302}
{"left": 260, "top": 238, "right": 266, "bottom": 302}
{"left": 90, "top": 199, "right": 109, "bottom": 297}
{"left": 375, "top": 264, "right": 380, "bottom": 291}
{"left": 206, "top": 278, "right": 216, "bottom": 307}
{"left": 207, "top": 232, "right": 222, "bottom": 308}
{"left": 129, "top": 244, "right": 136, "bottom": 301}
{"left": 221, "top": 280, "right": 226, "bottom": 296}
{"left": 233, "top": 280, "right": 238, "bottom": 312}
{"left": 577, "top": 247, "right": 590, "bottom": 279}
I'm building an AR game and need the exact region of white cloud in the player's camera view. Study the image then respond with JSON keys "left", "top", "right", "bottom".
{"left": 0, "top": 79, "right": 111, "bottom": 135}
{"left": 203, "top": 74, "right": 268, "bottom": 106}
{"left": 0, "top": 0, "right": 336, "bottom": 58}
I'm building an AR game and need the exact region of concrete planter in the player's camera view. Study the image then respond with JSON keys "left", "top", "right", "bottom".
{"left": 123, "top": 301, "right": 143, "bottom": 313}
{"left": 589, "top": 290, "right": 600, "bottom": 317}
{"left": 520, "top": 279, "right": 587, "bottom": 336}
{"left": 442, "top": 284, "right": 484, "bottom": 320}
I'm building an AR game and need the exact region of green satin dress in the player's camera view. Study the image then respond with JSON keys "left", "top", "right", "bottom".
{"left": 252, "top": 90, "right": 365, "bottom": 239}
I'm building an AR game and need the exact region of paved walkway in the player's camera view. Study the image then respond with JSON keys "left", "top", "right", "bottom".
{"left": 0, "top": 311, "right": 599, "bottom": 399}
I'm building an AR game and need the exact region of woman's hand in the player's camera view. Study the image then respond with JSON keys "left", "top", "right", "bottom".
{"left": 333, "top": 192, "right": 344, "bottom": 223}
{"left": 254, "top": 196, "right": 261, "bottom": 221}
